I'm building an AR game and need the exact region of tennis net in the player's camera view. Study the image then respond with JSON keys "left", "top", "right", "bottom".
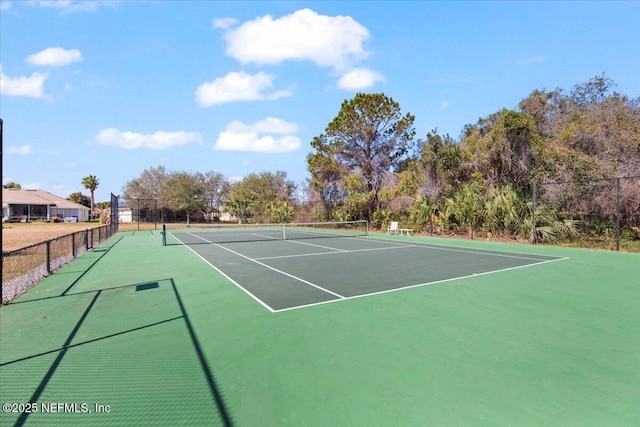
{"left": 162, "top": 220, "right": 369, "bottom": 246}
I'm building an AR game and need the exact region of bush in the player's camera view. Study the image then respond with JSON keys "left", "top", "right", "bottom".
{"left": 621, "top": 226, "right": 640, "bottom": 241}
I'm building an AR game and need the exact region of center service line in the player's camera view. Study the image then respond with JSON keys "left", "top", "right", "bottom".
{"left": 189, "top": 236, "right": 346, "bottom": 300}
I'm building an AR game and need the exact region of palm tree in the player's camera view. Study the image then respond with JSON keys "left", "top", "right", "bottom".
{"left": 443, "top": 176, "right": 486, "bottom": 239}
{"left": 81, "top": 175, "right": 100, "bottom": 219}
{"left": 410, "top": 195, "right": 438, "bottom": 235}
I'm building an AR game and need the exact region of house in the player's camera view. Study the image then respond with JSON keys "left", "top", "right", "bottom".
{"left": 118, "top": 207, "right": 133, "bottom": 222}
{"left": 2, "top": 189, "right": 91, "bottom": 222}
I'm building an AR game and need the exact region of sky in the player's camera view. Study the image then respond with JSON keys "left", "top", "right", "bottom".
{"left": 1, "top": 1, "right": 639, "bottom": 203}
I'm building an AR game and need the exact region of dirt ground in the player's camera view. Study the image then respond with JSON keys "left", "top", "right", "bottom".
{"left": 2, "top": 223, "right": 99, "bottom": 252}
{"left": 1, "top": 222, "right": 162, "bottom": 252}
{"left": 2, "top": 223, "right": 113, "bottom": 252}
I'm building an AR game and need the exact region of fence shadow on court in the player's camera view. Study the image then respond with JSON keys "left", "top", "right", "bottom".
{"left": 0, "top": 278, "right": 234, "bottom": 427}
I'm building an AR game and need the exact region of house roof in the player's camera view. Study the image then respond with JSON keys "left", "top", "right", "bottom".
{"left": 2, "top": 189, "right": 90, "bottom": 211}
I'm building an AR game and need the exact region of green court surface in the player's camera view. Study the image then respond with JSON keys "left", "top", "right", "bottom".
{"left": 1, "top": 230, "right": 639, "bottom": 426}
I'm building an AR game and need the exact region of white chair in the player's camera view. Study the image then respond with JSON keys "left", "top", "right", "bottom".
{"left": 387, "top": 221, "right": 399, "bottom": 235}
{"left": 388, "top": 221, "right": 412, "bottom": 236}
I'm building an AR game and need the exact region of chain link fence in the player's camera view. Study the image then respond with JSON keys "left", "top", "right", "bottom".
{"left": 2, "top": 225, "right": 116, "bottom": 303}
{"left": 532, "top": 176, "right": 640, "bottom": 250}
{"left": 2, "top": 194, "right": 120, "bottom": 304}
{"left": 121, "top": 198, "right": 225, "bottom": 229}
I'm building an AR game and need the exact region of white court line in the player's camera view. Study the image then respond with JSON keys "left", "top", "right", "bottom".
{"left": 255, "top": 244, "right": 417, "bottom": 261}
{"left": 348, "top": 235, "right": 564, "bottom": 262}
{"left": 189, "top": 233, "right": 346, "bottom": 300}
{"left": 409, "top": 245, "right": 558, "bottom": 262}
{"left": 273, "top": 256, "right": 569, "bottom": 313}
{"left": 174, "top": 231, "right": 568, "bottom": 313}
{"left": 251, "top": 232, "right": 280, "bottom": 241}
{"left": 285, "top": 238, "right": 348, "bottom": 253}
{"left": 180, "top": 230, "right": 280, "bottom": 242}
{"left": 173, "top": 233, "right": 276, "bottom": 313}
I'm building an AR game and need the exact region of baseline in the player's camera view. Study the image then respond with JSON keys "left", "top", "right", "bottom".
{"left": 349, "top": 235, "right": 565, "bottom": 262}
{"left": 274, "top": 255, "right": 568, "bottom": 313}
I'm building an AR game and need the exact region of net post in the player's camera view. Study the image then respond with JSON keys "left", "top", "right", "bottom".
{"left": 616, "top": 178, "right": 621, "bottom": 251}
{"left": 162, "top": 224, "right": 167, "bottom": 246}
{"left": 110, "top": 193, "right": 119, "bottom": 233}
{"left": 530, "top": 181, "right": 537, "bottom": 245}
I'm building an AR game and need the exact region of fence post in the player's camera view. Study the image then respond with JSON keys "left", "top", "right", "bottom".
{"left": 616, "top": 178, "right": 621, "bottom": 251}
{"left": 72, "top": 233, "right": 76, "bottom": 258}
{"left": 530, "top": 182, "right": 537, "bottom": 244}
{"left": 46, "top": 241, "right": 51, "bottom": 273}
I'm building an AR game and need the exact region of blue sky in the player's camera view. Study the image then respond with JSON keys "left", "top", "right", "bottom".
{"left": 2, "top": 1, "right": 639, "bottom": 203}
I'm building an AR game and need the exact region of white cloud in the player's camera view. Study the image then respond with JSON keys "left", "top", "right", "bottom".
{"left": 222, "top": 8, "right": 371, "bottom": 72}
{"left": 27, "top": 1, "right": 120, "bottom": 13}
{"left": 195, "top": 71, "right": 291, "bottom": 107}
{"left": 215, "top": 132, "right": 301, "bottom": 153}
{"left": 23, "top": 182, "right": 44, "bottom": 190}
{"left": 27, "top": 0, "right": 71, "bottom": 8}
{"left": 1, "top": 2, "right": 12, "bottom": 11}
{"left": 0, "top": 65, "right": 48, "bottom": 98}
{"left": 212, "top": 17, "right": 237, "bottom": 29}
{"left": 26, "top": 47, "right": 83, "bottom": 67}
{"left": 64, "top": 1, "right": 118, "bottom": 13}
{"left": 4, "top": 144, "right": 60, "bottom": 156}
{"left": 214, "top": 118, "right": 301, "bottom": 153}
{"left": 337, "top": 67, "right": 385, "bottom": 90}
{"left": 95, "top": 128, "right": 202, "bottom": 150}
{"left": 440, "top": 101, "right": 449, "bottom": 110}
{"left": 7, "top": 145, "right": 32, "bottom": 155}
{"left": 227, "top": 117, "right": 299, "bottom": 134}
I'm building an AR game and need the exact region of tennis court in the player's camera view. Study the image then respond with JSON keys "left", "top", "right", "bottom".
{"left": 1, "top": 224, "right": 639, "bottom": 426}
{"left": 165, "top": 222, "right": 566, "bottom": 312}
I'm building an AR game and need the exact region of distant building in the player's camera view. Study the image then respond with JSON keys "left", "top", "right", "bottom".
{"left": 2, "top": 189, "right": 91, "bottom": 222}
{"left": 118, "top": 207, "right": 133, "bottom": 222}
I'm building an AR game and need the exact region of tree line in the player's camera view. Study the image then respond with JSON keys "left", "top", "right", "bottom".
{"left": 121, "top": 75, "right": 640, "bottom": 247}
{"left": 122, "top": 167, "right": 300, "bottom": 225}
